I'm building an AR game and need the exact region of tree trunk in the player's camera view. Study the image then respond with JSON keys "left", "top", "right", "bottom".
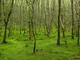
{"left": 3, "top": 23, "right": 7, "bottom": 43}
{"left": 8, "top": 27, "right": 12, "bottom": 37}
{"left": 0, "top": 0, "right": 2, "bottom": 37}
{"left": 71, "top": 0, "right": 74, "bottom": 40}
{"left": 57, "top": 0, "right": 61, "bottom": 45}
{"left": 77, "top": 19, "right": 79, "bottom": 45}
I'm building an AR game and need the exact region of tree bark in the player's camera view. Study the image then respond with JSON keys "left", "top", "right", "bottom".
{"left": 77, "top": 19, "right": 79, "bottom": 45}
{"left": 71, "top": 0, "right": 74, "bottom": 40}
{"left": 57, "top": 0, "right": 61, "bottom": 45}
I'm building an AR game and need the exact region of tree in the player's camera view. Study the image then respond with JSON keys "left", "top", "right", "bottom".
{"left": 71, "top": 0, "right": 74, "bottom": 40}
{"left": 2, "top": 0, "right": 14, "bottom": 43}
{"left": 74, "top": 0, "right": 80, "bottom": 45}
{"left": 77, "top": 13, "right": 80, "bottom": 45}
{"left": 26, "top": 0, "right": 37, "bottom": 54}
{"left": 77, "top": 1, "right": 80, "bottom": 45}
{"left": 0, "top": 0, "right": 2, "bottom": 36}
{"left": 57, "top": 0, "right": 61, "bottom": 45}
{"left": 0, "top": 0, "right": 1, "bottom": 20}
{"left": 61, "top": 0, "right": 67, "bottom": 45}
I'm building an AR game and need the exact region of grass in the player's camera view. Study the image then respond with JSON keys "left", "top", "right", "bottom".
{"left": 0, "top": 27, "right": 80, "bottom": 60}
{"left": 0, "top": 35, "right": 80, "bottom": 60}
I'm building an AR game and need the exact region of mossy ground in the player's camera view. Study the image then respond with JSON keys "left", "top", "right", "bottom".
{"left": 0, "top": 35, "right": 80, "bottom": 60}
{"left": 0, "top": 27, "right": 80, "bottom": 60}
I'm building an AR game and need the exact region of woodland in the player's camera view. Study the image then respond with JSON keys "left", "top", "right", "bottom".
{"left": 0, "top": 0, "right": 80, "bottom": 60}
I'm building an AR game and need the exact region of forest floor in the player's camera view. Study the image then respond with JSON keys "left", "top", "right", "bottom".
{"left": 0, "top": 35, "right": 80, "bottom": 60}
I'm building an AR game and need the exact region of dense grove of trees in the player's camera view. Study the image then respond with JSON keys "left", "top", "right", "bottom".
{"left": 0, "top": 0, "right": 80, "bottom": 53}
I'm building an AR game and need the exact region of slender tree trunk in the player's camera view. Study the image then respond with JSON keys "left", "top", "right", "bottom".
{"left": 32, "top": 0, "right": 36, "bottom": 54}
{"left": 3, "top": 22, "right": 7, "bottom": 43}
{"left": 28, "top": 21, "right": 32, "bottom": 40}
{"left": 71, "top": 0, "right": 74, "bottom": 40}
{"left": 62, "top": 29, "right": 67, "bottom": 45}
{"left": 77, "top": 19, "right": 80, "bottom": 45}
{"left": 0, "top": 0, "right": 1, "bottom": 36}
{"left": 61, "top": 15, "right": 67, "bottom": 45}
{"left": 20, "top": 5, "right": 22, "bottom": 35}
{"left": 33, "top": 30, "right": 36, "bottom": 54}
{"left": 0, "top": 0, "right": 1, "bottom": 20}
{"left": 57, "top": 0, "right": 61, "bottom": 45}
{"left": 8, "top": 27, "right": 12, "bottom": 37}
